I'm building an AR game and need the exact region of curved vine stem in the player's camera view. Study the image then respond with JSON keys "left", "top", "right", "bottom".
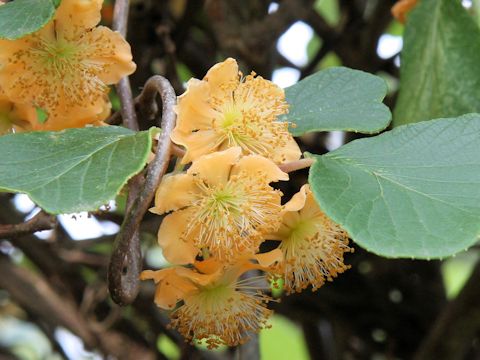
{"left": 108, "top": 76, "right": 176, "bottom": 305}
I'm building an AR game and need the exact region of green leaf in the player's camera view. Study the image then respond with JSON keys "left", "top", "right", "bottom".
{"left": 393, "top": 0, "right": 480, "bottom": 126}
{"left": 283, "top": 67, "right": 391, "bottom": 136}
{"left": 0, "top": 0, "right": 57, "bottom": 40}
{"left": 0, "top": 126, "right": 155, "bottom": 214}
{"left": 309, "top": 114, "right": 480, "bottom": 259}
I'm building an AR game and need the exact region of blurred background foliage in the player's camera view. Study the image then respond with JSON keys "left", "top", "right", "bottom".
{"left": 2, "top": 0, "right": 480, "bottom": 359}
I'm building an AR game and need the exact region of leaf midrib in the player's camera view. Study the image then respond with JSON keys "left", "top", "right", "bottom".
{"left": 324, "top": 155, "right": 478, "bottom": 217}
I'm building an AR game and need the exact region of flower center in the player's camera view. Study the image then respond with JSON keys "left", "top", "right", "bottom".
{"left": 208, "top": 76, "right": 292, "bottom": 163}
{"left": 288, "top": 220, "right": 316, "bottom": 241}
{"left": 279, "top": 215, "right": 352, "bottom": 293}
{"left": 170, "top": 279, "right": 272, "bottom": 348}
{"left": 221, "top": 105, "right": 242, "bottom": 128}
{"left": 186, "top": 172, "right": 282, "bottom": 259}
{"left": 44, "top": 40, "right": 76, "bottom": 59}
{"left": 8, "top": 32, "right": 108, "bottom": 116}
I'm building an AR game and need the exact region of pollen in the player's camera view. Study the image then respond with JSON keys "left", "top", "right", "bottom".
{"left": 171, "top": 58, "right": 301, "bottom": 164}
{"left": 280, "top": 215, "right": 352, "bottom": 294}
{"left": 211, "top": 74, "right": 291, "bottom": 160}
{"left": 8, "top": 33, "right": 110, "bottom": 116}
{"left": 186, "top": 169, "right": 282, "bottom": 259}
{"left": 0, "top": 0, "right": 136, "bottom": 130}
{"left": 271, "top": 185, "right": 353, "bottom": 294}
{"left": 170, "top": 278, "right": 272, "bottom": 349}
{"left": 150, "top": 147, "right": 288, "bottom": 264}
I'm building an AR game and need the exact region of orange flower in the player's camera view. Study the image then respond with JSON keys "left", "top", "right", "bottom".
{"left": 0, "top": 0, "right": 135, "bottom": 130}
{"left": 140, "top": 250, "right": 282, "bottom": 349}
{"left": 171, "top": 58, "right": 301, "bottom": 165}
{"left": 392, "top": 0, "right": 418, "bottom": 23}
{"left": 269, "top": 185, "right": 353, "bottom": 294}
{"left": 150, "top": 147, "right": 288, "bottom": 263}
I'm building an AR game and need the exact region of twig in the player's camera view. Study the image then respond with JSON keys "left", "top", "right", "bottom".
{"left": 108, "top": 0, "right": 143, "bottom": 306}
{"left": 108, "top": 76, "right": 176, "bottom": 305}
{"left": 0, "top": 254, "right": 155, "bottom": 359}
{"left": 0, "top": 254, "right": 97, "bottom": 347}
{"left": 112, "top": 0, "right": 138, "bottom": 132}
{"left": 116, "top": 78, "right": 139, "bottom": 131}
{"left": 0, "top": 211, "right": 56, "bottom": 238}
{"left": 112, "top": 0, "right": 129, "bottom": 40}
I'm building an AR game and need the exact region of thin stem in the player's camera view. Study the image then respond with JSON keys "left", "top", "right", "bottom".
{"left": 170, "top": 145, "right": 314, "bottom": 173}
{"left": 0, "top": 211, "right": 56, "bottom": 238}
{"left": 279, "top": 158, "right": 314, "bottom": 173}
{"left": 108, "top": 0, "right": 143, "bottom": 306}
{"left": 108, "top": 76, "right": 176, "bottom": 305}
{"left": 113, "top": 0, "right": 138, "bottom": 131}
{"left": 116, "top": 78, "right": 139, "bottom": 131}
{"left": 112, "top": 0, "right": 129, "bottom": 38}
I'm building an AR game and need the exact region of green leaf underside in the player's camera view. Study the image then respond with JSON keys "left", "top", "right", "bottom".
{"left": 393, "top": 0, "right": 480, "bottom": 126}
{"left": 0, "top": 0, "right": 56, "bottom": 40}
{"left": 0, "top": 126, "right": 154, "bottom": 214}
{"left": 283, "top": 67, "right": 391, "bottom": 136}
{"left": 309, "top": 114, "right": 480, "bottom": 259}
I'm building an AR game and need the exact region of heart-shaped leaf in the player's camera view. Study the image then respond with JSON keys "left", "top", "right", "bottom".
{"left": 309, "top": 114, "right": 480, "bottom": 259}
{"left": 283, "top": 67, "right": 391, "bottom": 136}
{"left": 0, "top": 126, "right": 155, "bottom": 214}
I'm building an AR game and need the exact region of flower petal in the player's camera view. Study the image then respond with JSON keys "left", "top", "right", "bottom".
{"left": 171, "top": 129, "right": 223, "bottom": 165}
{"left": 204, "top": 58, "right": 239, "bottom": 100}
{"left": 141, "top": 268, "right": 197, "bottom": 309}
{"left": 274, "top": 135, "right": 302, "bottom": 164}
{"left": 283, "top": 184, "right": 308, "bottom": 212}
{"left": 81, "top": 26, "right": 136, "bottom": 84}
{"left": 254, "top": 249, "right": 283, "bottom": 267}
{"left": 31, "top": 98, "right": 111, "bottom": 131}
{"left": 224, "top": 249, "right": 284, "bottom": 281}
{"left": 151, "top": 173, "right": 199, "bottom": 215}
{"left": 55, "top": 0, "right": 103, "bottom": 38}
{"left": 231, "top": 155, "right": 288, "bottom": 182}
{"left": 187, "top": 147, "right": 242, "bottom": 186}
{"left": 194, "top": 258, "right": 223, "bottom": 275}
{"left": 300, "top": 186, "right": 325, "bottom": 220}
{"left": 174, "top": 79, "right": 218, "bottom": 133}
{"left": 158, "top": 210, "right": 199, "bottom": 265}
{"left": 175, "top": 266, "right": 219, "bottom": 286}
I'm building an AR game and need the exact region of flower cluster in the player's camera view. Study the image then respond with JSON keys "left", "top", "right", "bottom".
{"left": 142, "top": 58, "right": 353, "bottom": 348}
{"left": 0, "top": 0, "right": 135, "bottom": 134}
